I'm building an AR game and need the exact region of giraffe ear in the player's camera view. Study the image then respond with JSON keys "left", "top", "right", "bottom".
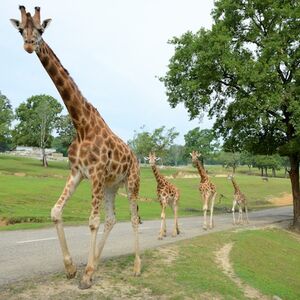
{"left": 189, "top": 153, "right": 192, "bottom": 157}
{"left": 156, "top": 157, "right": 161, "bottom": 161}
{"left": 144, "top": 157, "right": 149, "bottom": 161}
{"left": 10, "top": 19, "right": 20, "bottom": 29}
{"left": 42, "top": 18, "right": 52, "bottom": 30}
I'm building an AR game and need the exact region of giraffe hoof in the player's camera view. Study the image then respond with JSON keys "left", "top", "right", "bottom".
{"left": 202, "top": 226, "right": 207, "bottom": 231}
{"left": 158, "top": 236, "right": 163, "bottom": 240}
{"left": 78, "top": 278, "right": 92, "bottom": 290}
{"left": 66, "top": 264, "right": 77, "bottom": 279}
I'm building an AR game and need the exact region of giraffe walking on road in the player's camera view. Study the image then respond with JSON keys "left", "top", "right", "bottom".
{"left": 10, "top": 6, "right": 141, "bottom": 289}
{"left": 190, "top": 151, "right": 217, "bottom": 230}
{"left": 145, "top": 152, "right": 180, "bottom": 239}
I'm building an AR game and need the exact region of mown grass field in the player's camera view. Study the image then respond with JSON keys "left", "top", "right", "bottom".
{"left": 0, "top": 155, "right": 292, "bottom": 230}
{"left": 1, "top": 227, "right": 299, "bottom": 299}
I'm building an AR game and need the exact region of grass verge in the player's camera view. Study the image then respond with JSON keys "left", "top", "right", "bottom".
{"left": 0, "top": 155, "right": 292, "bottom": 230}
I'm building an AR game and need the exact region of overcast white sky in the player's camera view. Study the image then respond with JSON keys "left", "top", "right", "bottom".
{"left": 1, "top": 0, "right": 214, "bottom": 144}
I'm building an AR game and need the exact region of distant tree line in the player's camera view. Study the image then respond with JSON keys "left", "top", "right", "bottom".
{"left": 128, "top": 125, "right": 290, "bottom": 177}
{"left": 0, "top": 91, "right": 291, "bottom": 176}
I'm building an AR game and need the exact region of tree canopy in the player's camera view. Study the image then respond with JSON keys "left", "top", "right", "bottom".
{"left": 184, "top": 128, "right": 219, "bottom": 160}
{"left": 161, "top": 0, "right": 300, "bottom": 228}
{"left": 52, "top": 114, "right": 76, "bottom": 156}
{"left": 13, "top": 95, "right": 63, "bottom": 166}
{"left": 128, "top": 125, "right": 179, "bottom": 162}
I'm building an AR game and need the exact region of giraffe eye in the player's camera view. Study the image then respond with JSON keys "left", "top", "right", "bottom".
{"left": 19, "top": 28, "right": 23, "bottom": 34}
{"left": 38, "top": 29, "right": 44, "bottom": 35}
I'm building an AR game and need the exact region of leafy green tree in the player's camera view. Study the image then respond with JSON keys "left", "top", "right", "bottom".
{"left": 184, "top": 128, "right": 219, "bottom": 161}
{"left": 254, "top": 154, "right": 283, "bottom": 177}
{"left": 128, "top": 125, "right": 179, "bottom": 162}
{"left": 161, "top": 0, "right": 300, "bottom": 228}
{"left": 13, "top": 95, "right": 63, "bottom": 166}
{"left": 218, "top": 151, "right": 240, "bottom": 174}
{"left": 52, "top": 115, "right": 76, "bottom": 156}
{"left": 165, "top": 144, "right": 187, "bottom": 166}
{"left": 0, "top": 91, "right": 14, "bottom": 151}
{"left": 240, "top": 151, "right": 255, "bottom": 173}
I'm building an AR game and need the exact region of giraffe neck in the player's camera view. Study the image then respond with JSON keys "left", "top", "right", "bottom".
{"left": 151, "top": 165, "right": 164, "bottom": 185}
{"left": 231, "top": 178, "right": 240, "bottom": 193}
{"left": 36, "top": 40, "right": 107, "bottom": 135}
{"left": 196, "top": 160, "right": 208, "bottom": 182}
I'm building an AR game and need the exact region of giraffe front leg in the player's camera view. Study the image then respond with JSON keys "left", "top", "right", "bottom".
{"left": 232, "top": 200, "right": 237, "bottom": 225}
{"left": 159, "top": 202, "right": 167, "bottom": 239}
{"left": 202, "top": 194, "right": 208, "bottom": 230}
{"left": 209, "top": 192, "right": 216, "bottom": 229}
{"left": 126, "top": 170, "right": 141, "bottom": 277}
{"left": 79, "top": 181, "right": 103, "bottom": 290}
{"left": 51, "top": 171, "right": 81, "bottom": 279}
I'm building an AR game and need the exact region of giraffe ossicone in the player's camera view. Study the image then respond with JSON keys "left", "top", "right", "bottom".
{"left": 11, "top": 6, "right": 141, "bottom": 289}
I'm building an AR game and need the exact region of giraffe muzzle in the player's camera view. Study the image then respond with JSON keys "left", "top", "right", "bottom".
{"left": 24, "top": 43, "right": 35, "bottom": 53}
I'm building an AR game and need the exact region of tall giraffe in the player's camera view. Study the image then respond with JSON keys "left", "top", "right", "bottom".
{"left": 228, "top": 175, "right": 249, "bottom": 225}
{"left": 145, "top": 152, "right": 180, "bottom": 239}
{"left": 190, "top": 151, "right": 216, "bottom": 230}
{"left": 10, "top": 6, "right": 141, "bottom": 289}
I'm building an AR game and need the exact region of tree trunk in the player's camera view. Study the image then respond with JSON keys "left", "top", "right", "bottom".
{"left": 232, "top": 165, "right": 236, "bottom": 174}
{"left": 260, "top": 167, "right": 263, "bottom": 177}
{"left": 265, "top": 167, "right": 268, "bottom": 177}
{"left": 272, "top": 168, "right": 276, "bottom": 177}
{"left": 42, "top": 147, "right": 48, "bottom": 167}
{"left": 289, "top": 155, "right": 300, "bottom": 230}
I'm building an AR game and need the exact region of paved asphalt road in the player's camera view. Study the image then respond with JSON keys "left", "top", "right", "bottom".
{"left": 0, "top": 206, "right": 292, "bottom": 286}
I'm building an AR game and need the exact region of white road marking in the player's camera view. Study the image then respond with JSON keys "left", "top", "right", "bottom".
{"left": 16, "top": 237, "right": 57, "bottom": 244}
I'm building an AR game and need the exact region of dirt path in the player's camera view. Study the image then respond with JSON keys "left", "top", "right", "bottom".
{"left": 215, "top": 243, "right": 269, "bottom": 300}
{"left": 269, "top": 193, "right": 292, "bottom": 206}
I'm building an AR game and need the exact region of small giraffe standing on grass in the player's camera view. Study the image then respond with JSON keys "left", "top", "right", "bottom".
{"left": 190, "top": 151, "right": 217, "bottom": 230}
{"left": 10, "top": 6, "right": 141, "bottom": 289}
{"left": 228, "top": 175, "right": 249, "bottom": 225}
{"left": 145, "top": 152, "right": 180, "bottom": 239}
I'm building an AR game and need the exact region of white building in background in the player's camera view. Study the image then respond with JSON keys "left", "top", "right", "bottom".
{"left": 7, "top": 146, "right": 65, "bottom": 161}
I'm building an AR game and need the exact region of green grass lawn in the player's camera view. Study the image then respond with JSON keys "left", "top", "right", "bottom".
{"left": 0, "top": 155, "right": 292, "bottom": 230}
{"left": 1, "top": 228, "right": 299, "bottom": 299}
{"left": 232, "top": 229, "right": 300, "bottom": 299}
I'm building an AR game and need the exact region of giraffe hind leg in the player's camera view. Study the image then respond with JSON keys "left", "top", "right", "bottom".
{"left": 245, "top": 204, "right": 249, "bottom": 224}
{"left": 95, "top": 187, "right": 117, "bottom": 264}
{"left": 79, "top": 179, "right": 103, "bottom": 289}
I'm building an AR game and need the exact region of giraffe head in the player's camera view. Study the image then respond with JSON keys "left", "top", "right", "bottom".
{"left": 190, "top": 150, "right": 201, "bottom": 165}
{"left": 10, "top": 6, "right": 52, "bottom": 53}
{"left": 144, "top": 152, "right": 160, "bottom": 166}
